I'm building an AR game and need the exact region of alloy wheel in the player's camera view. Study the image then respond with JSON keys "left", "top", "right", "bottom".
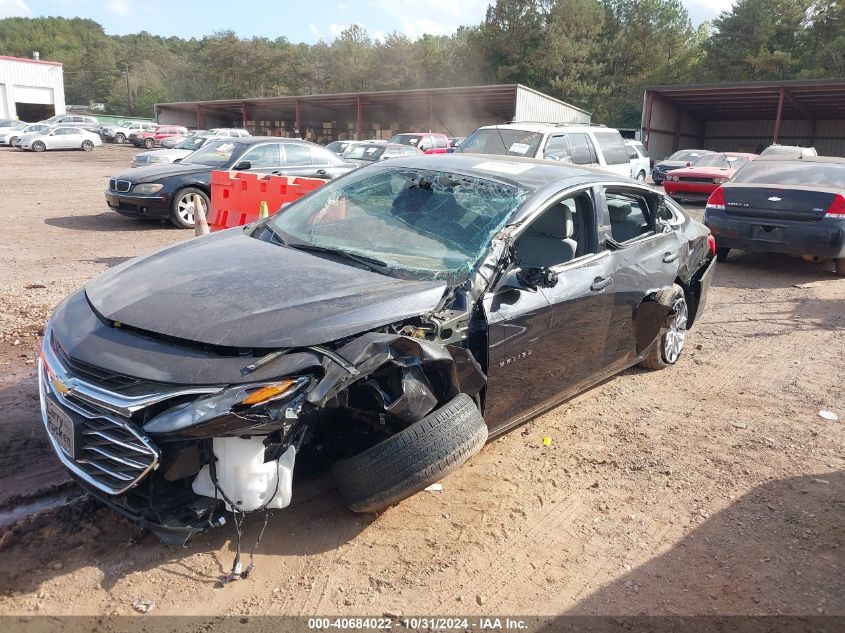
{"left": 663, "top": 295, "right": 688, "bottom": 363}
{"left": 176, "top": 193, "right": 204, "bottom": 225}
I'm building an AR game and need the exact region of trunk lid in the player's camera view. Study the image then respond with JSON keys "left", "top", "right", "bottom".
{"left": 721, "top": 184, "right": 837, "bottom": 222}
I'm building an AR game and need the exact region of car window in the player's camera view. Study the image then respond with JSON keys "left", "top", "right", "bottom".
{"left": 459, "top": 129, "right": 544, "bottom": 157}
{"left": 605, "top": 190, "right": 653, "bottom": 243}
{"left": 382, "top": 149, "right": 402, "bottom": 159}
{"left": 54, "top": 127, "right": 76, "bottom": 135}
{"left": 434, "top": 135, "right": 448, "bottom": 149}
{"left": 282, "top": 143, "right": 312, "bottom": 166}
{"left": 543, "top": 135, "right": 571, "bottom": 160}
{"left": 626, "top": 145, "right": 638, "bottom": 159}
{"left": 567, "top": 133, "right": 598, "bottom": 165}
{"left": 514, "top": 190, "right": 596, "bottom": 268}
{"left": 240, "top": 143, "right": 282, "bottom": 168}
{"left": 311, "top": 146, "right": 338, "bottom": 165}
{"left": 593, "top": 131, "right": 630, "bottom": 165}
{"left": 181, "top": 140, "right": 244, "bottom": 167}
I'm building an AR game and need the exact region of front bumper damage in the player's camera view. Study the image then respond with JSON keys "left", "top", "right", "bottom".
{"left": 39, "top": 310, "right": 486, "bottom": 546}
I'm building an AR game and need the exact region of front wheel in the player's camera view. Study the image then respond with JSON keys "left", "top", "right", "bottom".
{"left": 636, "top": 171, "right": 646, "bottom": 182}
{"left": 332, "top": 393, "right": 488, "bottom": 513}
{"left": 8, "top": 136, "right": 18, "bottom": 146}
{"left": 143, "top": 138, "right": 155, "bottom": 149}
{"left": 170, "top": 187, "right": 208, "bottom": 229}
{"left": 640, "top": 284, "right": 688, "bottom": 370}
{"left": 114, "top": 133, "right": 126, "bottom": 144}
{"left": 31, "top": 141, "right": 46, "bottom": 152}
{"left": 81, "top": 140, "right": 94, "bottom": 152}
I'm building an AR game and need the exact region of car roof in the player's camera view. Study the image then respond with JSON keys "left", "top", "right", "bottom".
{"left": 750, "top": 155, "right": 845, "bottom": 165}
{"left": 475, "top": 122, "right": 617, "bottom": 134}
{"left": 372, "top": 153, "right": 621, "bottom": 191}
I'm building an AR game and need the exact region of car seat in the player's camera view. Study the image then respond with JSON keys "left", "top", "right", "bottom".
{"left": 608, "top": 199, "right": 646, "bottom": 242}
{"left": 516, "top": 202, "right": 577, "bottom": 268}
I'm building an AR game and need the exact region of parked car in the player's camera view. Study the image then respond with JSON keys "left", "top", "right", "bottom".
{"left": 389, "top": 132, "right": 450, "bottom": 154}
{"left": 341, "top": 142, "right": 423, "bottom": 165}
{"left": 457, "top": 123, "right": 633, "bottom": 178}
{"left": 38, "top": 114, "right": 101, "bottom": 132}
{"left": 132, "top": 125, "right": 188, "bottom": 149}
{"left": 759, "top": 144, "right": 818, "bottom": 158}
{"left": 651, "top": 149, "right": 714, "bottom": 185}
{"left": 106, "top": 137, "right": 356, "bottom": 228}
{"left": 625, "top": 139, "right": 650, "bottom": 181}
{"left": 704, "top": 155, "right": 845, "bottom": 274}
{"left": 43, "top": 154, "right": 716, "bottom": 544}
{"left": 326, "top": 139, "right": 385, "bottom": 155}
{"left": 101, "top": 121, "right": 157, "bottom": 144}
{"left": 663, "top": 152, "right": 757, "bottom": 201}
{"left": 161, "top": 130, "right": 208, "bottom": 149}
{"left": 131, "top": 136, "right": 210, "bottom": 167}
{"left": 17, "top": 126, "right": 102, "bottom": 152}
{"left": 0, "top": 119, "right": 27, "bottom": 128}
{"left": 0, "top": 121, "right": 30, "bottom": 145}
{"left": 207, "top": 128, "right": 251, "bottom": 138}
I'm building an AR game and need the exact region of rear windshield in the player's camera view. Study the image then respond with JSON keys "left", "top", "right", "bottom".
{"left": 457, "top": 129, "right": 544, "bottom": 157}
{"left": 693, "top": 154, "right": 751, "bottom": 169}
{"left": 732, "top": 161, "right": 845, "bottom": 188}
{"left": 760, "top": 145, "right": 816, "bottom": 156}
{"left": 668, "top": 150, "right": 710, "bottom": 161}
{"left": 389, "top": 134, "right": 423, "bottom": 146}
{"left": 593, "top": 130, "right": 630, "bottom": 165}
{"left": 344, "top": 144, "right": 385, "bottom": 160}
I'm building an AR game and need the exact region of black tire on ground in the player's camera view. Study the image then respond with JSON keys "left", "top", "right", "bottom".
{"left": 169, "top": 187, "right": 208, "bottom": 229}
{"left": 32, "top": 141, "right": 46, "bottom": 152}
{"left": 636, "top": 171, "right": 646, "bottom": 182}
{"left": 8, "top": 137, "right": 18, "bottom": 146}
{"left": 332, "top": 393, "right": 488, "bottom": 513}
{"left": 716, "top": 246, "right": 731, "bottom": 262}
{"left": 81, "top": 140, "right": 94, "bottom": 152}
{"left": 144, "top": 138, "right": 155, "bottom": 149}
{"left": 114, "top": 133, "right": 125, "bottom": 144}
{"left": 639, "top": 284, "right": 688, "bottom": 371}
{"left": 653, "top": 179, "right": 663, "bottom": 186}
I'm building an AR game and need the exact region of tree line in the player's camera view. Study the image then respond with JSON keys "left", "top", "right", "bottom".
{"left": 0, "top": 0, "right": 842, "bottom": 127}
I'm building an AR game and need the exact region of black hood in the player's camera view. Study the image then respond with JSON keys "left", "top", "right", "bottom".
{"left": 115, "top": 162, "right": 213, "bottom": 182}
{"left": 656, "top": 160, "right": 689, "bottom": 170}
{"left": 84, "top": 230, "right": 447, "bottom": 349}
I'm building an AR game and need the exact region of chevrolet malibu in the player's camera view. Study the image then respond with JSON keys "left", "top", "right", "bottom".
{"left": 41, "top": 155, "right": 716, "bottom": 549}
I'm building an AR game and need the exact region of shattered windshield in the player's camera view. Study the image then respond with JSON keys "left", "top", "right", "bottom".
{"left": 457, "top": 129, "right": 544, "bottom": 158}
{"left": 265, "top": 166, "right": 529, "bottom": 282}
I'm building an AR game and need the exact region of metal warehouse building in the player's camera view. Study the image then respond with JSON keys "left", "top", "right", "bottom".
{"left": 642, "top": 78, "right": 845, "bottom": 159}
{"left": 0, "top": 54, "right": 65, "bottom": 121}
{"left": 155, "top": 84, "right": 591, "bottom": 141}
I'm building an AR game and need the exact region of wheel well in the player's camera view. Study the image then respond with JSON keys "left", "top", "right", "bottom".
{"left": 674, "top": 276, "right": 699, "bottom": 328}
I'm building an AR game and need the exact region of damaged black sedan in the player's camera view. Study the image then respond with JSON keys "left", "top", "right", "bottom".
{"left": 40, "top": 155, "right": 716, "bottom": 548}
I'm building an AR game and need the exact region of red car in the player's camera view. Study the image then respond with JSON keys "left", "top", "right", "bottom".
{"left": 663, "top": 152, "right": 757, "bottom": 201}
{"left": 388, "top": 132, "right": 450, "bottom": 154}
{"left": 132, "top": 125, "right": 188, "bottom": 149}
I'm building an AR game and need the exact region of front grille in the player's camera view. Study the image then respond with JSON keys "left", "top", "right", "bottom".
{"left": 109, "top": 179, "right": 131, "bottom": 192}
{"left": 50, "top": 333, "right": 170, "bottom": 397}
{"left": 679, "top": 176, "right": 716, "bottom": 183}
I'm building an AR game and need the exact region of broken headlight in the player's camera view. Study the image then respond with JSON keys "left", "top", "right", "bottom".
{"left": 143, "top": 377, "right": 310, "bottom": 436}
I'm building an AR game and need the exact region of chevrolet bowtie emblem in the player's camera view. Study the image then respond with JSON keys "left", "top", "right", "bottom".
{"left": 768, "top": 196, "right": 782, "bottom": 202}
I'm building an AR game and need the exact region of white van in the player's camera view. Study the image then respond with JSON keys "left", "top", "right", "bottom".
{"left": 457, "top": 123, "right": 632, "bottom": 178}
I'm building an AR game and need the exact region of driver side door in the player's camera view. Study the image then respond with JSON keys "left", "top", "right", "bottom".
{"left": 483, "top": 186, "right": 615, "bottom": 434}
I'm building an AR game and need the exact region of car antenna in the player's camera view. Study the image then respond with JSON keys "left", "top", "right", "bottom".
{"left": 494, "top": 125, "right": 508, "bottom": 153}
{"left": 439, "top": 118, "right": 461, "bottom": 152}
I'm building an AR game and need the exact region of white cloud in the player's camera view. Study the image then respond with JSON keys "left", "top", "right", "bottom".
{"left": 371, "top": 30, "right": 385, "bottom": 43}
{"left": 104, "top": 0, "right": 131, "bottom": 17}
{"left": 0, "top": 0, "right": 31, "bottom": 18}
{"left": 328, "top": 23, "right": 346, "bottom": 36}
{"left": 308, "top": 23, "right": 322, "bottom": 40}
{"left": 374, "top": 0, "right": 488, "bottom": 39}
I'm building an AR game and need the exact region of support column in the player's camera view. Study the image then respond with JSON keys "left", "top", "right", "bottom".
{"left": 773, "top": 87, "right": 785, "bottom": 144}
{"left": 195, "top": 104, "right": 204, "bottom": 129}
{"left": 355, "top": 95, "right": 362, "bottom": 141}
{"left": 295, "top": 99, "right": 301, "bottom": 138}
{"left": 672, "top": 109, "right": 682, "bottom": 153}
{"left": 241, "top": 101, "right": 248, "bottom": 129}
{"left": 643, "top": 91, "right": 654, "bottom": 150}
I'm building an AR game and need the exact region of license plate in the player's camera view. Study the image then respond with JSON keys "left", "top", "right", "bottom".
{"left": 46, "top": 399, "right": 75, "bottom": 457}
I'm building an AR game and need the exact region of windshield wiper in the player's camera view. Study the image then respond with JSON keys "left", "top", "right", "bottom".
{"left": 286, "top": 242, "right": 394, "bottom": 276}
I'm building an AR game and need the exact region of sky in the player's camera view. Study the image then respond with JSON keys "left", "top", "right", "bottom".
{"left": 0, "top": 0, "right": 737, "bottom": 42}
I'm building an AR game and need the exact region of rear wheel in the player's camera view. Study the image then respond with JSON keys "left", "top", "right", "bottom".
{"left": 636, "top": 171, "right": 646, "bottom": 182}
{"left": 144, "top": 138, "right": 155, "bottom": 149}
{"left": 8, "top": 136, "right": 18, "bottom": 146}
{"left": 716, "top": 246, "right": 731, "bottom": 262}
{"left": 169, "top": 187, "right": 208, "bottom": 229}
{"left": 81, "top": 140, "right": 94, "bottom": 152}
{"left": 114, "top": 133, "right": 126, "bottom": 144}
{"left": 640, "top": 284, "right": 688, "bottom": 370}
{"left": 332, "top": 393, "right": 488, "bottom": 513}
{"left": 31, "top": 141, "right": 46, "bottom": 152}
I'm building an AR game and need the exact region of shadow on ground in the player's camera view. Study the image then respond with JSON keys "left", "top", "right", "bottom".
{"left": 44, "top": 213, "right": 174, "bottom": 232}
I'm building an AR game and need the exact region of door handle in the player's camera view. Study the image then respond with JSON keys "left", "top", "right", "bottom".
{"left": 662, "top": 251, "right": 679, "bottom": 263}
{"left": 315, "top": 169, "right": 328, "bottom": 177}
{"left": 590, "top": 277, "right": 612, "bottom": 291}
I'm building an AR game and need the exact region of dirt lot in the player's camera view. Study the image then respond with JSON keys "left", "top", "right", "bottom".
{"left": 0, "top": 144, "right": 842, "bottom": 619}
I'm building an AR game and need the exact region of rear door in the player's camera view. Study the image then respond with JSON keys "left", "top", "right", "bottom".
{"left": 592, "top": 130, "right": 633, "bottom": 177}
{"left": 51, "top": 127, "right": 77, "bottom": 149}
{"left": 239, "top": 142, "right": 283, "bottom": 175}
{"left": 564, "top": 133, "right": 600, "bottom": 169}
{"left": 599, "top": 186, "right": 685, "bottom": 371}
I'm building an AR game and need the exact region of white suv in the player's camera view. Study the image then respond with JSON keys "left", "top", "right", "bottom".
{"left": 207, "top": 128, "right": 251, "bottom": 137}
{"left": 458, "top": 123, "right": 632, "bottom": 177}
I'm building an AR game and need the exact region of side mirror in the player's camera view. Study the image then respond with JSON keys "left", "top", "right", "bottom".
{"left": 233, "top": 160, "right": 251, "bottom": 171}
{"left": 518, "top": 266, "right": 559, "bottom": 290}
{"left": 173, "top": 158, "right": 182, "bottom": 163}
{"left": 685, "top": 161, "right": 692, "bottom": 167}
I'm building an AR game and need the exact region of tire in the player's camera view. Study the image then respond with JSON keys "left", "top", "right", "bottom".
{"left": 114, "top": 133, "right": 125, "bottom": 144}
{"left": 8, "top": 137, "right": 18, "bottom": 146}
{"left": 143, "top": 138, "right": 155, "bottom": 149}
{"left": 834, "top": 258, "right": 845, "bottom": 277}
{"left": 81, "top": 140, "right": 94, "bottom": 152}
{"left": 169, "top": 187, "right": 208, "bottom": 229}
{"left": 636, "top": 171, "right": 646, "bottom": 182}
{"left": 716, "top": 246, "right": 731, "bottom": 262}
{"left": 31, "top": 141, "right": 46, "bottom": 152}
{"left": 332, "top": 393, "right": 488, "bottom": 513}
{"left": 639, "top": 284, "right": 688, "bottom": 371}
{"left": 653, "top": 178, "right": 663, "bottom": 186}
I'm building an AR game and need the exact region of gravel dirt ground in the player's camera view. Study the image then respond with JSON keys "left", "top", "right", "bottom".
{"left": 0, "top": 144, "right": 842, "bottom": 619}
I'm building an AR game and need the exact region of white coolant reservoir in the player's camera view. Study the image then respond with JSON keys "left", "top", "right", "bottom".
{"left": 192, "top": 437, "right": 295, "bottom": 512}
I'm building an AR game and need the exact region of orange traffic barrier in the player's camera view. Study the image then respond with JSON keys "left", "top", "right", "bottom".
{"left": 209, "top": 171, "right": 326, "bottom": 232}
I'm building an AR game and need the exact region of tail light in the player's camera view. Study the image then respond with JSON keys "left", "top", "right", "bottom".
{"left": 707, "top": 234, "right": 716, "bottom": 256}
{"left": 826, "top": 193, "right": 845, "bottom": 219}
{"left": 706, "top": 186, "right": 726, "bottom": 210}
